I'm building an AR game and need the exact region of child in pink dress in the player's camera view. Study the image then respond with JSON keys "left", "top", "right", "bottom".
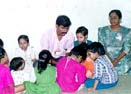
{"left": 0, "top": 47, "right": 14, "bottom": 94}
{"left": 56, "top": 44, "right": 87, "bottom": 93}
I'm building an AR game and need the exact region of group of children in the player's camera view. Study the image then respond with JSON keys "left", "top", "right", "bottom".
{"left": 0, "top": 26, "right": 118, "bottom": 94}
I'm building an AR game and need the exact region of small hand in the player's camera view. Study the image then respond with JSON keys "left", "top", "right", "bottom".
{"left": 86, "top": 70, "right": 92, "bottom": 78}
{"left": 87, "top": 87, "right": 95, "bottom": 92}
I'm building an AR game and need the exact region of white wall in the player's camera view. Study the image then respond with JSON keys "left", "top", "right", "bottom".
{"left": 0, "top": 0, "right": 131, "bottom": 59}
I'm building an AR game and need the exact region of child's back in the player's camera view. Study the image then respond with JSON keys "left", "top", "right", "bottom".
{"left": 10, "top": 57, "right": 28, "bottom": 86}
{"left": 56, "top": 57, "right": 86, "bottom": 92}
{"left": 24, "top": 64, "right": 60, "bottom": 94}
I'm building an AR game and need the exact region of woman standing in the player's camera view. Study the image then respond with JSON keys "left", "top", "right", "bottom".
{"left": 98, "top": 9, "right": 131, "bottom": 75}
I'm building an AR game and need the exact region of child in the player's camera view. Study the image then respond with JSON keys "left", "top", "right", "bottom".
{"left": 84, "top": 42, "right": 118, "bottom": 92}
{"left": 74, "top": 26, "right": 92, "bottom": 47}
{"left": 14, "top": 35, "right": 36, "bottom": 82}
{"left": 82, "top": 55, "right": 94, "bottom": 78}
{"left": 0, "top": 47, "right": 14, "bottom": 94}
{"left": 10, "top": 57, "right": 27, "bottom": 85}
{"left": 10, "top": 57, "right": 27, "bottom": 94}
{"left": 0, "top": 38, "right": 4, "bottom": 48}
{"left": 78, "top": 43, "right": 94, "bottom": 78}
{"left": 56, "top": 44, "right": 86, "bottom": 93}
{"left": 15, "top": 50, "right": 61, "bottom": 94}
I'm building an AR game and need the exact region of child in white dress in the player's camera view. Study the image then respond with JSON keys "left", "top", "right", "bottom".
{"left": 10, "top": 57, "right": 26, "bottom": 94}
{"left": 14, "top": 35, "right": 36, "bottom": 82}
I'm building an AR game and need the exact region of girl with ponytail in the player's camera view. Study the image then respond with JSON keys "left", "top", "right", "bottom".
{"left": 15, "top": 50, "right": 61, "bottom": 94}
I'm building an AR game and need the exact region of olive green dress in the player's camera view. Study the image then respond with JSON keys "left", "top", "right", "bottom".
{"left": 24, "top": 65, "right": 61, "bottom": 94}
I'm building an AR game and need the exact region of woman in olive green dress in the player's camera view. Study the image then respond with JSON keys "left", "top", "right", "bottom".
{"left": 15, "top": 50, "right": 61, "bottom": 94}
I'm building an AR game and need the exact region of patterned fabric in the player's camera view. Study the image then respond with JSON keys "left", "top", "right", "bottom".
{"left": 24, "top": 65, "right": 61, "bottom": 94}
{"left": 0, "top": 64, "right": 14, "bottom": 94}
{"left": 56, "top": 57, "right": 86, "bottom": 92}
{"left": 74, "top": 40, "right": 92, "bottom": 47}
{"left": 40, "top": 28, "right": 74, "bottom": 58}
{"left": 11, "top": 70, "right": 29, "bottom": 85}
{"left": 98, "top": 26, "right": 131, "bottom": 75}
{"left": 94, "top": 55, "right": 118, "bottom": 84}
{"left": 14, "top": 46, "right": 36, "bottom": 82}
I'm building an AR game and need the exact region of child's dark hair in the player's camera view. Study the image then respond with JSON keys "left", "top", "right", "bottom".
{"left": 18, "top": 35, "right": 29, "bottom": 43}
{"left": 38, "top": 50, "right": 53, "bottom": 74}
{"left": 89, "top": 42, "right": 105, "bottom": 55}
{"left": 69, "top": 43, "right": 88, "bottom": 61}
{"left": 0, "top": 47, "right": 6, "bottom": 60}
{"left": 109, "top": 9, "right": 122, "bottom": 19}
{"left": 76, "top": 26, "right": 88, "bottom": 36}
{"left": 10, "top": 57, "right": 25, "bottom": 71}
{"left": 56, "top": 15, "right": 71, "bottom": 27}
{"left": 0, "top": 39, "right": 4, "bottom": 48}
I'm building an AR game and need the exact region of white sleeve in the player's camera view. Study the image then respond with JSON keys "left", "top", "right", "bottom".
{"left": 40, "top": 31, "right": 49, "bottom": 50}
{"left": 66, "top": 32, "right": 75, "bottom": 53}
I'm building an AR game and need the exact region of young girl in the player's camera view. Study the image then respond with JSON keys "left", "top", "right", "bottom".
{"left": 14, "top": 35, "right": 36, "bottom": 82}
{"left": 15, "top": 50, "right": 61, "bottom": 94}
{"left": 56, "top": 44, "right": 86, "bottom": 93}
{"left": 74, "top": 26, "right": 92, "bottom": 47}
{"left": 10, "top": 57, "right": 26, "bottom": 94}
{"left": 0, "top": 47, "right": 14, "bottom": 94}
{"left": 84, "top": 42, "right": 118, "bottom": 92}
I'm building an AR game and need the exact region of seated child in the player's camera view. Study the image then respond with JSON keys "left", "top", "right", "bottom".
{"left": 10, "top": 57, "right": 26, "bottom": 94}
{"left": 56, "top": 44, "right": 87, "bottom": 93}
{"left": 0, "top": 47, "right": 14, "bottom": 94}
{"left": 10, "top": 57, "right": 28, "bottom": 85}
{"left": 15, "top": 35, "right": 37, "bottom": 82}
{"left": 74, "top": 26, "right": 92, "bottom": 47}
{"left": 84, "top": 42, "right": 118, "bottom": 92}
{"left": 15, "top": 50, "right": 61, "bottom": 94}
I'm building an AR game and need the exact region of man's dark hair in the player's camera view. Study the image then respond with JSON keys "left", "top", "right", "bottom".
{"left": 56, "top": 15, "right": 71, "bottom": 27}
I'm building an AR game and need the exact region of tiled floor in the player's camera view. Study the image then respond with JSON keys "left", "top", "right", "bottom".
{"left": 77, "top": 75, "right": 131, "bottom": 94}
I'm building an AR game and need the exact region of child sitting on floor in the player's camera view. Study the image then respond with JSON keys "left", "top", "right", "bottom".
{"left": 56, "top": 44, "right": 87, "bottom": 93}
{"left": 0, "top": 47, "right": 14, "bottom": 94}
{"left": 84, "top": 42, "right": 118, "bottom": 92}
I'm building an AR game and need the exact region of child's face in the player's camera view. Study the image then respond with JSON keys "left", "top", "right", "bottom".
{"left": 18, "top": 39, "right": 29, "bottom": 51}
{"left": 76, "top": 33, "right": 87, "bottom": 43}
{"left": 0, "top": 53, "right": 9, "bottom": 65}
{"left": 87, "top": 51, "right": 99, "bottom": 61}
